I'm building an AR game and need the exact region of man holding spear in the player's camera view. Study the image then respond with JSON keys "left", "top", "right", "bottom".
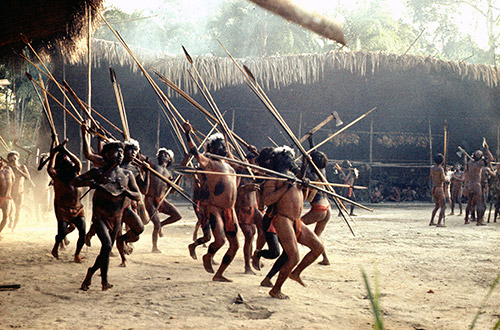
{"left": 183, "top": 122, "right": 240, "bottom": 282}
{"left": 74, "top": 141, "right": 141, "bottom": 291}
{"left": 261, "top": 146, "right": 324, "bottom": 299}
{"left": 47, "top": 140, "right": 86, "bottom": 263}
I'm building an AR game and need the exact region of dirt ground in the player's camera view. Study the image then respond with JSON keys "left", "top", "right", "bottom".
{"left": 0, "top": 201, "right": 499, "bottom": 329}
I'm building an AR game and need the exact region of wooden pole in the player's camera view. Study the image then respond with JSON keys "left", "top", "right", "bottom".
{"left": 443, "top": 120, "right": 448, "bottom": 166}
{"left": 369, "top": 117, "right": 373, "bottom": 196}
{"left": 428, "top": 118, "right": 433, "bottom": 165}
{"left": 156, "top": 106, "right": 161, "bottom": 150}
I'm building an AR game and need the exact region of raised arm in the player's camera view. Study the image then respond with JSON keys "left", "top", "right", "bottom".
{"left": 183, "top": 122, "right": 210, "bottom": 168}
{"left": 81, "top": 124, "right": 106, "bottom": 167}
{"left": 46, "top": 139, "right": 58, "bottom": 179}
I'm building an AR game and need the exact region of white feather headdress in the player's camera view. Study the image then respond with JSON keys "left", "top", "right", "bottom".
{"left": 205, "top": 133, "right": 224, "bottom": 147}
{"left": 273, "top": 145, "right": 295, "bottom": 158}
{"left": 124, "top": 138, "right": 140, "bottom": 151}
{"left": 157, "top": 147, "right": 174, "bottom": 159}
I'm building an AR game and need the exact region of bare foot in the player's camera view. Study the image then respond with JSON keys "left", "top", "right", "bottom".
{"left": 188, "top": 243, "right": 197, "bottom": 260}
{"left": 159, "top": 227, "right": 164, "bottom": 237}
{"left": 85, "top": 233, "right": 92, "bottom": 247}
{"left": 251, "top": 251, "right": 261, "bottom": 271}
{"left": 74, "top": 255, "right": 85, "bottom": 263}
{"left": 202, "top": 254, "right": 214, "bottom": 273}
{"left": 244, "top": 267, "right": 256, "bottom": 275}
{"left": 464, "top": 220, "right": 470, "bottom": 224}
{"left": 318, "top": 259, "right": 330, "bottom": 266}
{"left": 119, "top": 260, "right": 127, "bottom": 267}
{"left": 289, "top": 272, "right": 307, "bottom": 287}
{"left": 260, "top": 277, "right": 273, "bottom": 288}
{"left": 102, "top": 282, "right": 113, "bottom": 291}
{"left": 51, "top": 245, "right": 59, "bottom": 259}
{"left": 63, "top": 237, "right": 70, "bottom": 246}
{"left": 269, "top": 289, "right": 289, "bottom": 299}
{"left": 151, "top": 247, "right": 162, "bottom": 254}
{"left": 429, "top": 222, "right": 436, "bottom": 226}
{"left": 109, "top": 251, "right": 117, "bottom": 258}
{"left": 476, "top": 221, "right": 486, "bottom": 226}
{"left": 212, "top": 275, "right": 232, "bottom": 282}
{"left": 123, "top": 244, "right": 133, "bottom": 255}
{"left": 80, "top": 268, "right": 93, "bottom": 291}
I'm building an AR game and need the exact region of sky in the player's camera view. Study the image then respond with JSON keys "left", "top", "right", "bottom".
{"left": 104, "top": 0, "right": 490, "bottom": 50}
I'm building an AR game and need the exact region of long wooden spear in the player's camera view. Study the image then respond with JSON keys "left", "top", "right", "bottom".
{"left": 154, "top": 71, "right": 252, "bottom": 149}
{"left": 206, "top": 152, "right": 372, "bottom": 212}
{"left": 175, "top": 166, "right": 367, "bottom": 189}
{"left": 17, "top": 50, "right": 125, "bottom": 137}
{"left": 109, "top": 67, "right": 130, "bottom": 140}
{"left": 182, "top": 46, "right": 248, "bottom": 162}
{"left": 247, "top": 0, "right": 346, "bottom": 45}
{"left": 218, "top": 42, "right": 360, "bottom": 234}
{"left": 18, "top": 37, "right": 84, "bottom": 124}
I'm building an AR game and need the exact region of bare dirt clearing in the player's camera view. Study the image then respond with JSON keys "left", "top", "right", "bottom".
{"left": 0, "top": 202, "right": 499, "bottom": 329}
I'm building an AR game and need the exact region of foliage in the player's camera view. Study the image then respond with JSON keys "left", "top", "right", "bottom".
{"left": 361, "top": 269, "right": 384, "bottom": 330}
{"left": 407, "top": 0, "right": 500, "bottom": 64}
{"left": 0, "top": 64, "right": 44, "bottom": 150}
{"left": 206, "top": 0, "right": 328, "bottom": 57}
{"left": 328, "top": 133, "right": 360, "bottom": 147}
{"left": 469, "top": 271, "right": 500, "bottom": 329}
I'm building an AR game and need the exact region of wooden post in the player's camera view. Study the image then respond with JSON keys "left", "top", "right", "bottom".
{"left": 496, "top": 122, "right": 499, "bottom": 159}
{"left": 62, "top": 59, "right": 67, "bottom": 140}
{"left": 369, "top": 117, "right": 373, "bottom": 196}
{"left": 428, "top": 118, "right": 433, "bottom": 165}
{"left": 231, "top": 108, "right": 235, "bottom": 132}
{"left": 156, "top": 107, "right": 160, "bottom": 150}
{"left": 298, "top": 111, "right": 303, "bottom": 140}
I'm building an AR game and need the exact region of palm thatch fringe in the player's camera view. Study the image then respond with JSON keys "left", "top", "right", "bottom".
{"left": 79, "top": 39, "right": 500, "bottom": 97}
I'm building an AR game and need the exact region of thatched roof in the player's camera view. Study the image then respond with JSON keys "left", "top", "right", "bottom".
{"left": 82, "top": 39, "right": 500, "bottom": 97}
{"left": 0, "top": 0, "right": 103, "bottom": 63}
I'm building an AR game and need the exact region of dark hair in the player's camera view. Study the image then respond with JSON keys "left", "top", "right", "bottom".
{"left": 434, "top": 153, "right": 444, "bottom": 164}
{"left": 101, "top": 141, "right": 123, "bottom": 156}
{"left": 256, "top": 147, "right": 274, "bottom": 167}
{"left": 7, "top": 151, "right": 19, "bottom": 160}
{"left": 310, "top": 150, "right": 328, "bottom": 169}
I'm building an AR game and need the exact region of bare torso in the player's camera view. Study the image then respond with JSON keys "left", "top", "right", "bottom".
{"left": 204, "top": 160, "right": 238, "bottom": 209}
{"left": 0, "top": 166, "right": 14, "bottom": 198}
{"left": 430, "top": 165, "right": 446, "bottom": 189}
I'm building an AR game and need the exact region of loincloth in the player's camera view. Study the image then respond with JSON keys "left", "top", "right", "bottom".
{"left": 92, "top": 208, "right": 121, "bottom": 231}
{"left": 310, "top": 203, "right": 330, "bottom": 213}
{"left": 270, "top": 213, "right": 302, "bottom": 238}
{"left": 207, "top": 205, "right": 237, "bottom": 232}
{"left": 236, "top": 204, "right": 258, "bottom": 225}
{"left": 54, "top": 203, "right": 84, "bottom": 223}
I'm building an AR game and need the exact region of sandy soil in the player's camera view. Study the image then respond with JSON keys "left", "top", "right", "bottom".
{"left": 0, "top": 201, "right": 499, "bottom": 330}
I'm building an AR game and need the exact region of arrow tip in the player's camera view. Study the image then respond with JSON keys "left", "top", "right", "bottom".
{"left": 181, "top": 45, "right": 193, "bottom": 64}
